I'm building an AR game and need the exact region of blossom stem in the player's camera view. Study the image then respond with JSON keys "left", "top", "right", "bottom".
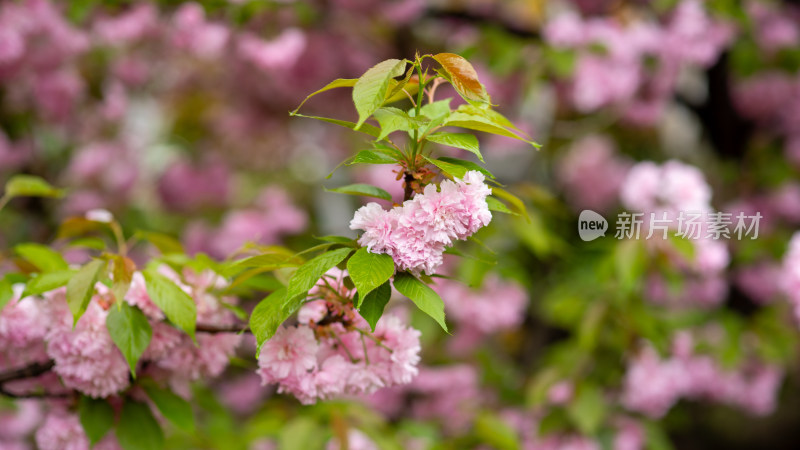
{"left": 360, "top": 334, "right": 370, "bottom": 365}
{"left": 332, "top": 332, "right": 358, "bottom": 363}
{"left": 355, "top": 328, "right": 392, "bottom": 353}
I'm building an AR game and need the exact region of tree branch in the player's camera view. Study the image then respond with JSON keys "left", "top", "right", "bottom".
{"left": 196, "top": 323, "right": 250, "bottom": 333}
{"left": 0, "top": 360, "right": 72, "bottom": 399}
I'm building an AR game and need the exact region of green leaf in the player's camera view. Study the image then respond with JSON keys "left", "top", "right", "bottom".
{"left": 419, "top": 99, "right": 452, "bottom": 120}
{"left": 0, "top": 278, "right": 13, "bottom": 311}
{"left": 385, "top": 65, "right": 416, "bottom": 102}
{"left": 474, "top": 412, "right": 520, "bottom": 450}
{"left": 116, "top": 400, "right": 164, "bottom": 450}
{"left": 358, "top": 281, "right": 391, "bottom": 332}
{"left": 347, "top": 247, "right": 395, "bottom": 304}
{"left": 492, "top": 187, "right": 529, "bottom": 219}
{"left": 79, "top": 396, "right": 115, "bottom": 445}
{"left": 425, "top": 132, "right": 483, "bottom": 161}
{"left": 392, "top": 272, "right": 447, "bottom": 332}
{"left": 141, "top": 380, "right": 195, "bottom": 432}
{"left": 111, "top": 255, "right": 136, "bottom": 303}
{"left": 422, "top": 156, "right": 469, "bottom": 179}
{"left": 249, "top": 288, "right": 289, "bottom": 350}
{"left": 285, "top": 248, "right": 354, "bottom": 303}
{"left": 222, "top": 252, "right": 302, "bottom": 277}
{"left": 292, "top": 113, "right": 381, "bottom": 138}
{"left": 422, "top": 156, "right": 494, "bottom": 180}
{"left": 432, "top": 53, "right": 490, "bottom": 104}
{"left": 23, "top": 270, "right": 75, "bottom": 296}
{"left": 437, "top": 156, "right": 494, "bottom": 178}
{"left": 314, "top": 235, "right": 357, "bottom": 245}
{"left": 566, "top": 383, "right": 606, "bottom": 435}
{"left": 325, "top": 183, "right": 393, "bottom": 202}
{"left": 14, "top": 243, "right": 69, "bottom": 272}
{"left": 291, "top": 78, "right": 357, "bottom": 114}
{"left": 486, "top": 196, "right": 517, "bottom": 216}
{"left": 3, "top": 175, "right": 64, "bottom": 199}
{"left": 353, "top": 59, "right": 407, "bottom": 129}
{"left": 349, "top": 150, "right": 398, "bottom": 165}
{"left": 67, "top": 259, "right": 106, "bottom": 324}
{"left": 444, "top": 110, "right": 539, "bottom": 148}
{"left": 250, "top": 288, "right": 288, "bottom": 348}
{"left": 106, "top": 302, "right": 152, "bottom": 377}
{"left": 142, "top": 269, "right": 196, "bottom": 340}
{"left": 134, "top": 231, "right": 184, "bottom": 255}
{"left": 373, "top": 107, "right": 425, "bottom": 140}
{"left": 643, "top": 422, "right": 676, "bottom": 450}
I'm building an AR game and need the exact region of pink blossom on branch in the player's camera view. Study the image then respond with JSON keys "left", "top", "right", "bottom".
{"left": 350, "top": 171, "right": 492, "bottom": 275}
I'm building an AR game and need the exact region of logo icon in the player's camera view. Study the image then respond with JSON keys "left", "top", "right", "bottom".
{"left": 578, "top": 210, "right": 608, "bottom": 241}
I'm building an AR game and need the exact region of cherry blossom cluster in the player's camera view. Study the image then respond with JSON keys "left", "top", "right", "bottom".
{"left": 621, "top": 159, "right": 730, "bottom": 307}
{"left": 433, "top": 275, "right": 528, "bottom": 353}
{"left": 256, "top": 269, "right": 421, "bottom": 404}
{"left": 0, "top": 266, "right": 242, "bottom": 400}
{"left": 0, "top": 0, "right": 314, "bottom": 247}
{"left": 350, "top": 171, "right": 492, "bottom": 275}
{"left": 557, "top": 135, "right": 632, "bottom": 213}
{"left": 544, "top": 0, "right": 733, "bottom": 124}
{"left": 364, "top": 364, "right": 480, "bottom": 433}
{"left": 622, "top": 332, "right": 783, "bottom": 418}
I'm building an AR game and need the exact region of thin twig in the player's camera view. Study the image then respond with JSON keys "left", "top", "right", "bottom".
{"left": 402, "top": 88, "right": 417, "bottom": 107}
{"left": 196, "top": 323, "right": 250, "bottom": 333}
{"left": 332, "top": 332, "right": 358, "bottom": 363}
{"left": 0, "top": 361, "right": 54, "bottom": 384}
{"left": 0, "top": 361, "right": 71, "bottom": 399}
{"left": 360, "top": 334, "right": 370, "bottom": 365}
{"left": 355, "top": 328, "right": 393, "bottom": 353}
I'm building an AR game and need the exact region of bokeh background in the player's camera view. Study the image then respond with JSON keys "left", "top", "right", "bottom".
{"left": 2, "top": 0, "right": 800, "bottom": 449}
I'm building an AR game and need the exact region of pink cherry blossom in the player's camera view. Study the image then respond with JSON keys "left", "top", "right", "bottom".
{"left": 45, "top": 292, "right": 131, "bottom": 398}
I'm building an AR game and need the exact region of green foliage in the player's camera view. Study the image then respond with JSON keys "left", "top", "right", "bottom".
{"left": 392, "top": 272, "right": 447, "bottom": 332}
{"left": 349, "top": 150, "right": 397, "bottom": 165}
{"left": 325, "top": 183, "right": 393, "bottom": 202}
{"left": 249, "top": 288, "right": 289, "bottom": 350}
{"left": 285, "top": 247, "right": 354, "bottom": 303}
{"left": 0, "top": 175, "right": 64, "bottom": 210}
{"left": 0, "top": 277, "right": 13, "bottom": 311}
{"left": 566, "top": 383, "right": 606, "bottom": 435}
{"left": 373, "top": 107, "right": 424, "bottom": 140}
{"left": 352, "top": 59, "right": 408, "bottom": 129}
{"left": 357, "top": 281, "right": 391, "bottom": 331}
{"left": 22, "top": 270, "right": 75, "bottom": 296}
{"left": 292, "top": 78, "right": 357, "bottom": 114}
{"left": 79, "top": 396, "right": 115, "bottom": 445}
{"left": 142, "top": 380, "right": 195, "bottom": 432}
{"left": 14, "top": 243, "right": 69, "bottom": 272}
{"left": 425, "top": 132, "right": 483, "bottom": 161}
{"left": 135, "top": 231, "right": 185, "bottom": 255}
{"left": 347, "top": 247, "right": 395, "bottom": 304}
{"left": 474, "top": 412, "right": 520, "bottom": 450}
{"left": 106, "top": 302, "right": 153, "bottom": 376}
{"left": 67, "top": 259, "right": 107, "bottom": 324}
{"left": 117, "top": 400, "right": 164, "bottom": 450}
{"left": 142, "top": 269, "right": 197, "bottom": 340}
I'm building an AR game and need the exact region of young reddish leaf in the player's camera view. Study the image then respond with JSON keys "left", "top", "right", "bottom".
{"left": 432, "top": 53, "right": 490, "bottom": 104}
